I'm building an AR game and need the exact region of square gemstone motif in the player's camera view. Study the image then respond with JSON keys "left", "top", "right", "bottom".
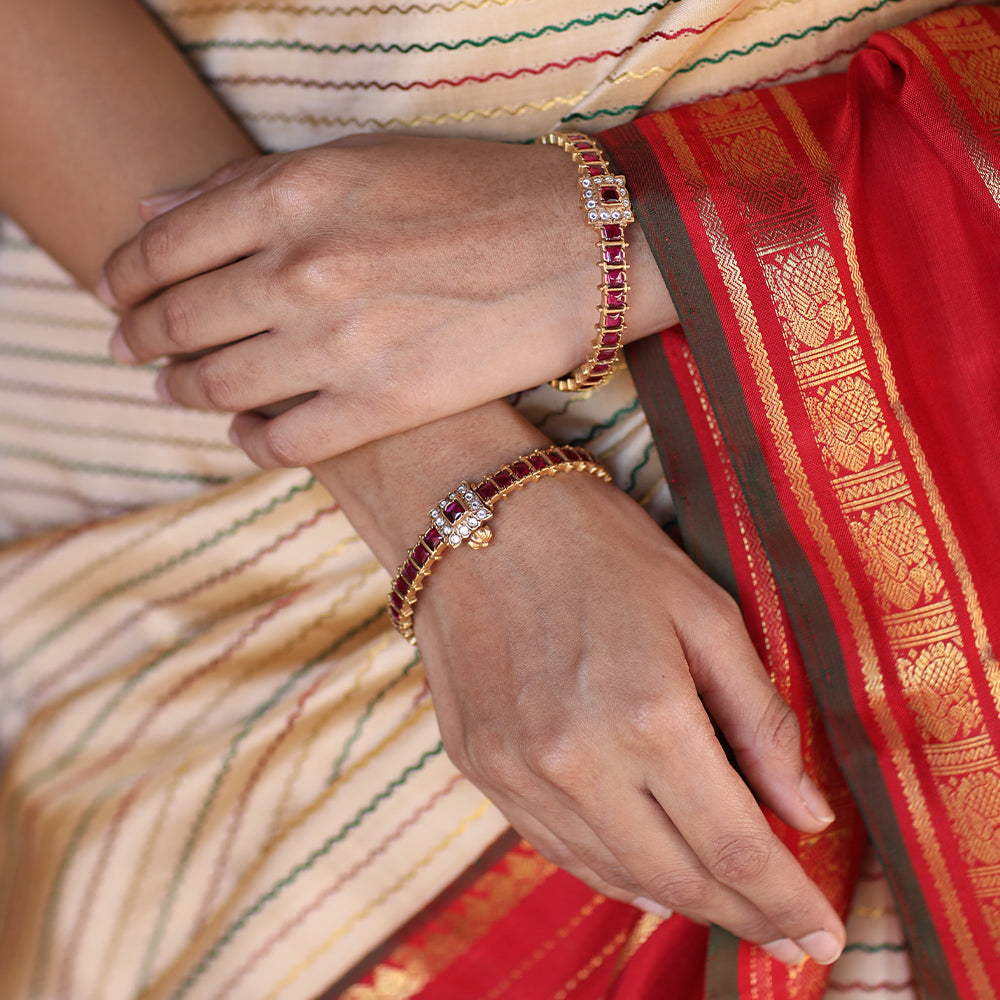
{"left": 430, "top": 484, "right": 492, "bottom": 548}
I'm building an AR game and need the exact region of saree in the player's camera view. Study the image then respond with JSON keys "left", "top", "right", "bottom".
{"left": 345, "top": 5, "right": 1000, "bottom": 998}
{"left": 0, "top": 1, "right": 980, "bottom": 999}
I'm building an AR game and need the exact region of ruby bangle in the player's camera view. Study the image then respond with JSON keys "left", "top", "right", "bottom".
{"left": 538, "top": 130, "right": 634, "bottom": 392}
{"left": 388, "top": 445, "right": 611, "bottom": 645}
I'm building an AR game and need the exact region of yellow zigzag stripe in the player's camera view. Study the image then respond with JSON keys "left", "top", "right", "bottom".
{"left": 262, "top": 799, "right": 493, "bottom": 999}
{"left": 243, "top": 91, "right": 590, "bottom": 129}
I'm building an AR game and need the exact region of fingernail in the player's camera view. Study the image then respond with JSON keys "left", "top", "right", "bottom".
{"left": 139, "top": 188, "right": 190, "bottom": 208}
{"left": 139, "top": 188, "right": 196, "bottom": 217}
{"left": 228, "top": 425, "right": 242, "bottom": 448}
{"left": 95, "top": 269, "right": 119, "bottom": 310}
{"left": 154, "top": 370, "right": 173, "bottom": 404}
{"left": 760, "top": 938, "right": 807, "bottom": 965}
{"left": 109, "top": 326, "right": 137, "bottom": 364}
{"left": 632, "top": 896, "right": 672, "bottom": 920}
{"left": 799, "top": 774, "right": 835, "bottom": 826}
{"left": 796, "top": 930, "right": 843, "bottom": 965}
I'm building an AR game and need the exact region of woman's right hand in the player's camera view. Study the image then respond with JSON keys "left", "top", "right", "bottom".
{"left": 412, "top": 470, "right": 846, "bottom": 967}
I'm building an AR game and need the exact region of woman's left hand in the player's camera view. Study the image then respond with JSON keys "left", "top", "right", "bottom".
{"left": 99, "top": 135, "right": 675, "bottom": 466}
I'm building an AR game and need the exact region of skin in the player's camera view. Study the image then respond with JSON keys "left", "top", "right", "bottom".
{"left": 0, "top": 0, "right": 847, "bottom": 967}
{"left": 101, "top": 135, "right": 680, "bottom": 465}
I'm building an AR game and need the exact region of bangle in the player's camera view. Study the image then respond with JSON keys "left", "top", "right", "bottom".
{"left": 538, "top": 130, "right": 634, "bottom": 393}
{"left": 388, "top": 445, "right": 611, "bottom": 645}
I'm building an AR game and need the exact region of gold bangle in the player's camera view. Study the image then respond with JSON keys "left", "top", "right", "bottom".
{"left": 387, "top": 445, "right": 611, "bottom": 645}
{"left": 538, "top": 130, "right": 633, "bottom": 392}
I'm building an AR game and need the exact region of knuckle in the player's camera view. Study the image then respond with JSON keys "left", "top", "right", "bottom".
{"left": 759, "top": 696, "right": 801, "bottom": 759}
{"left": 159, "top": 292, "right": 195, "bottom": 350}
{"left": 138, "top": 220, "right": 175, "bottom": 283}
{"left": 592, "top": 862, "right": 640, "bottom": 895}
{"left": 283, "top": 247, "right": 339, "bottom": 300}
{"left": 262, "top": 155, "right": 320, "bottom": 215}
{"left": 197, "top": 359, "right": 239, "bottom": 411}
{"left": 646, "top": 870, "right": 710, "bottom": 912}
{"left": 522, "top": 731, "right": 587, "bottom": 794}
{"left": 707, "top": 832, "right": 775, "bottom": 885}
{"left": 262, "top": 421, "right": 308, "bottom": 468}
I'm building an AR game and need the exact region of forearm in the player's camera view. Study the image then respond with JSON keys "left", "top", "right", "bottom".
{"left": 0, "top": 0, "right": 253, "bottom": 287}
{"left": 0, "top": 0, "right": 547, "bottom": 567}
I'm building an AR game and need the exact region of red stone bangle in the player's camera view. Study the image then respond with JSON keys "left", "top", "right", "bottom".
{"left": 539, "top": 131, "right": 633, "bottom": 392}
{"left": 388, "top": 445, "right": 611, "bottom": 645}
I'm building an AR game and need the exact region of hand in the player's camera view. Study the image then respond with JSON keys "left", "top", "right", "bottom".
{"left": 98, "top": 135, "right": 676, "bottom": 466}
{"left": 413, "top": 472, "right": 845, "bottom": 967}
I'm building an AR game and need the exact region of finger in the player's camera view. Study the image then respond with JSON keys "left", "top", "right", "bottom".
{"left": 494, "top": 799, "right": 667, "bottom": 915}
{"left": 559, "top": 771, "right": 795, "bottom": 947}
{"left": 231, "top": 390, "right": 395, "bottom": 467}
{"left": 155, "top": 331, "right": 310, "bottom": 415}
{"left": 112, "top": 259, "right": 273, "bottom": 364}
{"left": 138, "top": 158, "right": 259, "bottom": 221}
{"left": 676, "top": 593, "right": 835, "bottom": 834}
{"left": 647, "top": 722, "right": 845, "bottom": 965}
{"left": 104, "top": 170, "right": 266, "bottom": 309}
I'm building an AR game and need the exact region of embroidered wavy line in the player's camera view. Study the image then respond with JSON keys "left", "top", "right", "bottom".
{"left": 166, "top": 740, "right": 445, "bottom": 1000}
{"left": 0, "top": 308, "right": 112, "bottom": 332}
{"left": 675, "top": 0, "right": 906, "bottom": 76}
{"left": 261, "top": 795, "right": 490, "bottom": 1000}
{"left": 263, "top": 637, "right": 395, "bottom": 841}
{"left": 170, "top": 0, "right": 531, "bottom": 18}
{"left": 0, "top": 408, "right": 234, "bottom": 450}
{"left": 562, "top": 104, "right": 644, "bottom": 123}
{"left": 211, "top": 19, "right": 726, "bottom": 94}
{"left": 183, "top": 2, "right": 678, "bottom": 56}
{"left": 0, "top": 476, "right": 314, "bottom": 677}
{"left": 241, "top": 91, "right": 588, "bottom": 128}
{"left": 0, "top": 374, "right": 172, "bottom": 408}
{"left": 208, "top": 776, "right": 469, "bottom": 1000}
{"left": 568, "top": 397, "right": 641, "bottom": 445}
{"left": 137, "top": 604, "right": 389, "bottom": 991}
{"left": 0, "top": 443, "right": 231, "bottom": 484}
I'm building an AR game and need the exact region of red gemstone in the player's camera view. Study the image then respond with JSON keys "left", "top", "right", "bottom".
{"left": 587, "top": 165, "right": 603, "bottom": 176}
{"left": 601, "top": 187, "right": 619, "bottom": 203}
{"left": 603, "top": 246, "right": 625, "bottom": 265}
{"left": 389, "top": 591, "right": 403, "bottom": 612}
{"left": 581, "top": 151, "right": 600, "bottom": 163}
{"left": 598, "top": 348, "right": 617, "bottom": 362}
{"left": 403, "top": 562, "right": 417, "bottom": 582}
{"left": 606, "top": 268, "right": 625, "bottom": 287}
{"left": 412, "top": 544, "right": 431, "bottom": 567}
{"left": 510, "top": 460, "right": 532, "bottom": 478}
{"left": 528, "top": 452, "right": 549, "bottom": 470}
{"left": 476, "top": 482, "right": 498, "bottom": 503}
{"left": 601, "top": 224, "right": 622, "bottom": 240}
{"left": 590, "top": 363, "right": 610, "bottom": 374}
{"left": 442, "top": 500, "right": 464, "bottom": 523}
{"left": 492, "top": 470, "right": 515, "bottom": 490}
{"left": 604, "top": 312, "right": 623, "bottom": 329}
{"left": 606, "top": 290, "right": 625, "bottom": 308}
{"left": 602, "top": 332, "right": 620, "bottom": 346}
{"left": 572, "top": 140, "right": 591, "bottom": 149}
{"left": 394, "top": 580, "right": 408, "bottom": 600}
{"left": 425, "top": 527, "right": 442, "bottom": 547}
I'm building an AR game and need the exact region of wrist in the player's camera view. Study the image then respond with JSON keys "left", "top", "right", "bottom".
{"left": 311, "top": 401, "right": 549, "bottom": 571}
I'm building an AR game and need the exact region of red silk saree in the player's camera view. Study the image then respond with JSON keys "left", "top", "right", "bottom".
{"left": 341, "top": 6, "right": 1000, "bottom": 999}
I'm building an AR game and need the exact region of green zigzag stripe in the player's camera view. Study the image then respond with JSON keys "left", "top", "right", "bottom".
{"left": 168, "top": 742, "right": 445, "bottom": 1000}
{"left": 2, "top": 476, "right": 314, "bottom": 677}
{"left": 676, "top": 0, "right": 902, "bottom": 75}
{"left": 183, "top": 1, "right": 679, "bottom": 56}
